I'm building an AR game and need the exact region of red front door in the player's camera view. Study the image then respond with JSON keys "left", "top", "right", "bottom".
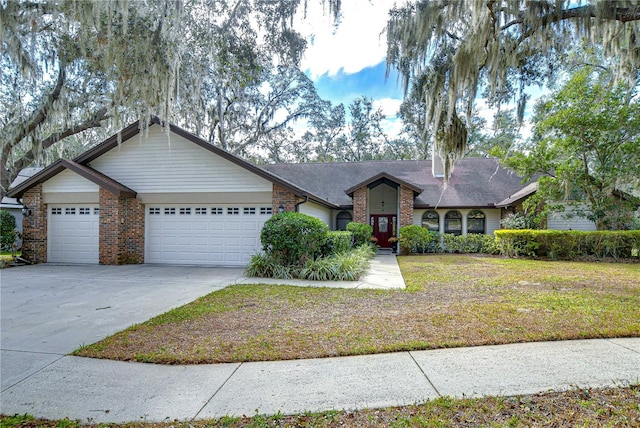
{"left": 371, "top": 215, "right": 396, "bottom": 247}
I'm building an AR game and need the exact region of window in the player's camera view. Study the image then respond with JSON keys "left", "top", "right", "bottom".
{"left": 65, "top": 207, "right": 76, "bottom": 215}
{"left": 195, "top": 207, "right": 207, "bottom": 215}
{"left": 227, "top": 207, "right": 240, "bottom": 215}
{"left": 444, "top": 210, "right": 462, "bottom": 235}
{"left": 260, "top": 207, "right": 273, "bottom": 215}
{"left": 421, "top": 210, "right": 440, "bottom": 232}
{"left": 79, "top": 208, "right": 91, "bottom": 215}
{"left": 467, "top": 210, "right": 486, "bottom": 234}
{"left": 336, "top": 211, "right": 352, "bottom": 231}
{"left": 164, "top": 207, "right": 176, "bottom": 215}
{"left": 243, "top": 207, "right": 256, "bottom": 215}
{"left": 93, "top": 208, "right": 100, "bottom": 215}
{"left": 149, "top": 208, "right": 161, "bottom": 215}
{"left": 51, "top": 208, "right": 62, "bottom": 215}
{"left": 211, "top": 207, "right": 223, "bottom": 215}
{"left": 179, "top": 207, "right": 191, "bottom": 215}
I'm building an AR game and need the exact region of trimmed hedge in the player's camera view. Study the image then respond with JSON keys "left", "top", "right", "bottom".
{"left": 494, "top": 230, "right": 640, "bottom": 260}
{"left": 0, "top": 210, "right": 17, "bottom": 251}
{"left": 324, "top": 231, "right": 353, "bottom": 255}
{"left": 260, "top": 212, "right": 328, "bottom": 266}
{"left": 399, "top": 225, "right": 498, "bottom": 254}
{"left": 347, "top": 222, "right": 373, "bottom": 247}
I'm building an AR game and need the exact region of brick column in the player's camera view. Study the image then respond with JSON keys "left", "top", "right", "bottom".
{"left": 399, "top": 185, "right": 414, "bottom": 227}
{"left": 21, "top": 184, "right": 47, "bottom": 263}
{"left": 353, "top": 187, "right": 367, "bottom": 223}
{"left": 99, "top": 188, "right": 144, "bottom": 265}
{"left": 272, "top": 184, "right": 298, "bottom": 213}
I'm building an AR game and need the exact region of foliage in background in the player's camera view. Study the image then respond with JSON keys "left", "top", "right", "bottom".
{"left": 501, "top": 68, "right": 640, "bottom": 230}
{"left": 0, "top": 210, "right": 17, "bottom": 251}
{"left": 346, "top": 221, "right": 374, "bottom": 247}
{"left": 495, "top": 229, "right": 640, "bottom": 260}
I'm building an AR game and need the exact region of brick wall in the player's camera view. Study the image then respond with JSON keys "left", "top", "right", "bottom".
{"left": 353, "top": 187, "right": 367, "bottom": 223}
{"left": 272, "top": 184, "right": 298, "bottom": 213}
{"left": 399, "top": 185, "right": 414, "bottom": 227}
{"left": 99, "top": 188, "right": 144, "bottom": 265}
{"left": 21, "top": 184, "right": 47, "bottom": 263}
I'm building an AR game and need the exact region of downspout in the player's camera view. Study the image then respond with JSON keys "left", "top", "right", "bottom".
{"left": 294, "top": 192, "right": 308, "bottom": 212}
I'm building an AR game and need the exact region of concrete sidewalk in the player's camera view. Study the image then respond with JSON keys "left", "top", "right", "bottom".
{"left": 1, "top": 339, "right": 638, "bottom": 423}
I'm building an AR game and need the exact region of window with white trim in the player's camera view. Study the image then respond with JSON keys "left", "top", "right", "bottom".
{"left": 195, "top": 207, "right": 207, "bottom": 215}
{"left": 179, "top": 207, "right": 191, "bottom": 215}
{"left": 211, "top": 207, "right": 223, "bottom": 215}
{"left": 467, "top": 210, "right": 486, "bottom": 234}
{"left": 65, "top": 207, "right": 76, "bottom": 215}
{"left": 164, "top": 207, "right": 176, "bottom": 215}
{"left": 149, "top": 208, "right": 161, "bottom": 215}
{"left": 421, "top": 210, "right": 440, "bottom": 232}
{"left": 79, "top": 208, "right": 91, "bottom": 215}
{"left": 243, "top": 207, "right": 256, "bottom": 215}
{"left": 444, "top": 210, "right": 462, "bottom": 236}
{"left": 260, "top": 207, "right": 273, "bottom": 215}
{"left": 93, "top": 208, "right": 100, "bottom": 215}
{"left": 227, "top": 207, "right": 240, "bottom": 215}
{"left": 52, "top": 208, "right": 62, "bottom": 215}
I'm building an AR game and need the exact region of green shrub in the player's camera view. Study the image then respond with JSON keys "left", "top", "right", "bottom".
{"left": 399, "top": 225, "right": 437, "bottom": 254}
{"left": 442, "top": 233, "right": 499, "bottom": 254}
{"left": 0, "top": 210, "right": 17, "bottom": 251}
{"left": 323, "top": 231, "right": 352, "bottom": 255}
{"left": 346, "top": 222, "right": 373, "bottom": 247}
{"left": 260, "top": 212, "right": 328, "bottom": 266}
{"left": 494, "top": 230, "right": 640, "bottom": 260}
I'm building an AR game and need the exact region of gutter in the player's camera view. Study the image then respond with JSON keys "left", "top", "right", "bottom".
{"left": 295, "top": 193, "right": 309, "bottom": 212}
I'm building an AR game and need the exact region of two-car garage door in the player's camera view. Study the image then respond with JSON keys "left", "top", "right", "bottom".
{"left": 145, "top": 205, "right": 272, "bottom": 266}
{"left": 47, "top": 203, "right": 272, "bottom": 266}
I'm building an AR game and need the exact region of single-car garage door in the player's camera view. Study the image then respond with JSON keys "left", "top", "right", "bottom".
{"left": 48, "top": 205, "right": 100, "bottom": 263}
{"left": 145, "top": 205, "right": 273, "bottom": 266}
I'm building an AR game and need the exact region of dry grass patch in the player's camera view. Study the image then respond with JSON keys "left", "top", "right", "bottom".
{"left": 74, "top": 255, "right": 640, "bottom": 364}
{"left": 3, "top": 385, "right": 639, "bottom": 427}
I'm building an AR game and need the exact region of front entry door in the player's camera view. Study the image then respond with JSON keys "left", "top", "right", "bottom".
{"left": 371, "top": 215, "right": 396, "bottom": 247}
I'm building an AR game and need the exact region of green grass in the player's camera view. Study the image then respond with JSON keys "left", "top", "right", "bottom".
{"left": 2, "top": 385, "right": 639, "bottom": 427}
{"left": 73, "top": 254, "right": 640, "bottom": 364}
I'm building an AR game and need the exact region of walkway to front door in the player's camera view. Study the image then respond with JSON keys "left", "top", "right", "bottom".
{"left": 371, "top": 214, "right": 397, "bottom": 247}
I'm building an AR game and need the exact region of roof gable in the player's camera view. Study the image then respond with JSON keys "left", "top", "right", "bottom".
{"left": 345, "top": 172, "right": 423, "bottom": 196}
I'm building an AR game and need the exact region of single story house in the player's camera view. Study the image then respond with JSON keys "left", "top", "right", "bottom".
{"left": 7, "top": 118, "right": 592, "bottom": 266}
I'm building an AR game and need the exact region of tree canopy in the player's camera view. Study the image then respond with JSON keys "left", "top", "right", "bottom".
{"left": 0, "top": 0, "right": 340, "bottom": 195}
{"left": 503, "top": 68, "right": 640, "bottom": 230}
{"left": 386, "top": 0, "right": 640, "bottom": 178}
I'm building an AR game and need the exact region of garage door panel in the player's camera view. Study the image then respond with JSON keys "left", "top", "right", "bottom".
{"left": 48, "top": 205, "right": 99, "bottom": 264}
{"left": 145, "top": 205, "right": 271, "bottom": 266}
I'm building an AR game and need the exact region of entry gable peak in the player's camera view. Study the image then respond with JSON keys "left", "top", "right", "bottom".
{"left": 345, "top": 172, "right": 423, "bottom": 197}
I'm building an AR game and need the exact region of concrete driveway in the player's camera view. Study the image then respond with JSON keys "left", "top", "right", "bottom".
{"left": 1, "top": 264, "right": 244, "bottom": 391}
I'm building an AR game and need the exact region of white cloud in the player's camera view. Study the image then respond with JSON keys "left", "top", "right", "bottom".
{"left": 296, "top": 1, "right": 391, "bottom": 78}
{"left": 373, "top": 97, "right": 402, "bottom": 118}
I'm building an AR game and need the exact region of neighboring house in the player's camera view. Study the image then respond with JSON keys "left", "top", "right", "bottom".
{"left": 1, "top": 168, "right": 43, "bottom": 248}
{"left": 7, "top": 118, "right": 590, "bottom": 266}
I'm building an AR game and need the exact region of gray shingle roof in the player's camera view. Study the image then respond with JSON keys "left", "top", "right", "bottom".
{"left": 263, "top": 158, "right": 530, "bottom": 208}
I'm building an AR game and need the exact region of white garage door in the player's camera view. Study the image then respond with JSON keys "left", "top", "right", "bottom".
{"left": 48, "top": 205, "right": 100, "bottom": 263}
{"left": 145, "top": 205, "right": 273, "bottom": 266}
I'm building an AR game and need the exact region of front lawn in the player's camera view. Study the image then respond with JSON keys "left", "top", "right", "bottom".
{"left": 73, "top": 255, "right": 640, "bottom": 364}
